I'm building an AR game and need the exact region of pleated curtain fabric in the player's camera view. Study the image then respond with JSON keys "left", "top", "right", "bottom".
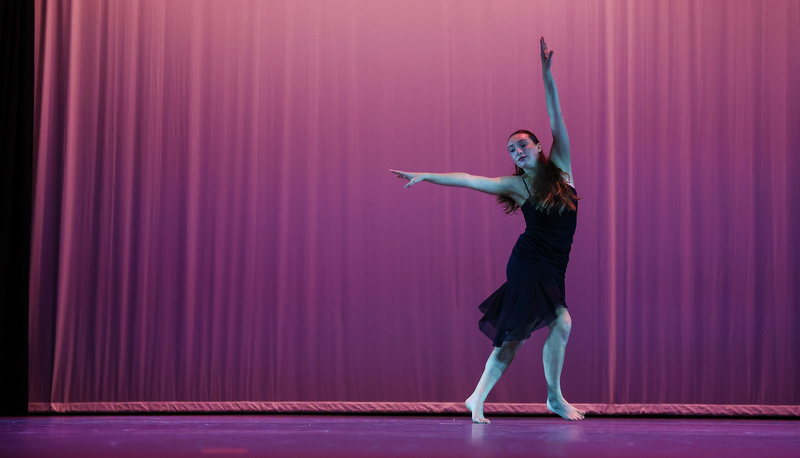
{"left": 30, "top": 0, "right": 800, "bottom": 413}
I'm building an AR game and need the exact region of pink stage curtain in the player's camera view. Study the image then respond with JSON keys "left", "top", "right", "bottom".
{"left": 31, "top": 0, "right": 800, "bottom": 413}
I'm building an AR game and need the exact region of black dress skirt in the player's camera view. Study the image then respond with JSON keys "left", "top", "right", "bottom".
{"left": 478, "top": 185, "right": 578, "bottom": 347}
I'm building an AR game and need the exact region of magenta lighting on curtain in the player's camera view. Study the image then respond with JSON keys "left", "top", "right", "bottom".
{"left": 31, "top": 0, "right": 800, "bottom": 415}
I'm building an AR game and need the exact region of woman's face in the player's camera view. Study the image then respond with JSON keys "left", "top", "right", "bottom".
{"left": 507, "top": 133, "right": 541, "bottom": 169}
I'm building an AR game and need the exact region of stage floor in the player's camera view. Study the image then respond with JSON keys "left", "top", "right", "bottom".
{"left": 1, "top": 415, "right": 798, "bottom": 457}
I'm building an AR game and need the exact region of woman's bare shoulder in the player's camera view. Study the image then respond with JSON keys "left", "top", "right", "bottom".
{"left": 500, "top": 175, "right": 529, "bottom": 206}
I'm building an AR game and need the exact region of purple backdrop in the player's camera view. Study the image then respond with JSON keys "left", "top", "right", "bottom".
{"left": 31, "top": 0, "right": 800, "bottom": 414}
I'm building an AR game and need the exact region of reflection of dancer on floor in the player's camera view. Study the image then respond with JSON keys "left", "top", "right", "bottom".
{"left": 391, "top": 38, "right": 584, "bottom": 423}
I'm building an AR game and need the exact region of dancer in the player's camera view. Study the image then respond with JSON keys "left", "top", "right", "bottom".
{"left": 391, "top": 37, "right": 584, "bottom": 423}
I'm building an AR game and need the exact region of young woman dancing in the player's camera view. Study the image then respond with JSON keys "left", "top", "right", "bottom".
{"left": 391, "top": 37, "right": 584, "bottom": 423}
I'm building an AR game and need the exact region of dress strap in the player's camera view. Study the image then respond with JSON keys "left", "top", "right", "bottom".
{"left": 520, "top": 175, "right": 531, "bottom": 199}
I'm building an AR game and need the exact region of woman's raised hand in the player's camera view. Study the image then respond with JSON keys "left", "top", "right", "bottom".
{"left": 540, "top": 36, "right": 553, "bottom": 72}
{"left": 390, "top": 169, "right": 425, "bottom": 188}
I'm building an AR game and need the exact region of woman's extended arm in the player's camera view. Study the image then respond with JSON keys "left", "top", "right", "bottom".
{"left": 390, "top": 169, "right": 524, "bottom": 200}
{"left": 540, "top": 37, "right": 572, "bottom": 179}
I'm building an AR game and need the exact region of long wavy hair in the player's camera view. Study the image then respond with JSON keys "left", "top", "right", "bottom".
{"left": 497, "top": 129, "right": 579, "bottom": 215}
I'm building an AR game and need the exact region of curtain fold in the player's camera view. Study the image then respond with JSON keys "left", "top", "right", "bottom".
{"left": 31, "top": 0, "right": 800, "bottom": 412}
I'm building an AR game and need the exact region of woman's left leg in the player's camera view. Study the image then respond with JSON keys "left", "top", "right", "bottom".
{"left": 543, "top": 306, "right": 585, "bottom": 421}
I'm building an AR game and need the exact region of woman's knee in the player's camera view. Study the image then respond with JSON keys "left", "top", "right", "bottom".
{"left": 496, "top": 340, "right": 524, "bottom": 363}
{"left": 552, "top": 308, "right": 572, "bottom": 337}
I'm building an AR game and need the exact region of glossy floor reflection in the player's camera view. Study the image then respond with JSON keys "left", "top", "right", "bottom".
{"left": 1, "top": 415, "right": 798, "bottom": 457}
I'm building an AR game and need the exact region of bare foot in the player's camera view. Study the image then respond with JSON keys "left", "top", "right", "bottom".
{"left": 465, "top": 396, "right": 491, "bottom": 424}
{"left": 547, "top": 397, "right": 585, "bottom": 421}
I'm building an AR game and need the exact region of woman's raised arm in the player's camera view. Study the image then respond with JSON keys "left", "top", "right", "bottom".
{"left": 540, "top": 37, "right": 572, "bottom": 180}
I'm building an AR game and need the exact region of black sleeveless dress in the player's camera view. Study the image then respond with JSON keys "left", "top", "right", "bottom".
{"left": 478, "top": 178, "right": 578, "bottom": 347}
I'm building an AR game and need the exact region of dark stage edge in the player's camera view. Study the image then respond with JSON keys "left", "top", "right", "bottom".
{"left": 2, "top": 415, "right": 799, "bottom": 457}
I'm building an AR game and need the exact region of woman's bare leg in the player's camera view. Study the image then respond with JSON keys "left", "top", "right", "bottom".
{"left": 465, "top": 340, "right": 524, "bottom": 424}
{"left": 543, "top": 306, "right": 584, "bottom": 421}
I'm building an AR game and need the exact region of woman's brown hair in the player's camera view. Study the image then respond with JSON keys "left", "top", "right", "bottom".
{"left": 497, "top": 130, "right": 579, "bottom": 215}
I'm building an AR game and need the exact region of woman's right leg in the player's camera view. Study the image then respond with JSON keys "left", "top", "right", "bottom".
{"left": 465, "top": 340, "right": 525, "bottom": 424}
